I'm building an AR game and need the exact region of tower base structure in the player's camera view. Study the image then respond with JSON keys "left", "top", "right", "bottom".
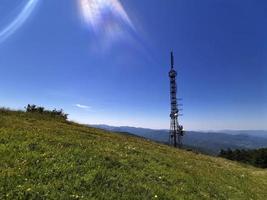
{"left": 169, "top": 115, "right": 184, "bottom": 148}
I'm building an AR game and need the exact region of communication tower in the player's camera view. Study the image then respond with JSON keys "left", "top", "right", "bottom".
{"left": 169, "top": 52, "right": 184, "bottom": 148}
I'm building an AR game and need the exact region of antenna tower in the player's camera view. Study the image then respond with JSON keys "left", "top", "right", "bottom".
{"left": 169, "top": 52, "right": 184, "bottom": 148}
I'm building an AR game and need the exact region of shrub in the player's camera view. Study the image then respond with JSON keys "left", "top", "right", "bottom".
{"left": 25, "top": 104, "right": 68, "bottom": 120}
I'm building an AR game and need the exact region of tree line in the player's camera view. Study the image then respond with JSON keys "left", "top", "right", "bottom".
{"left": 219, "top": 148, "right": 267, "bottom": 168}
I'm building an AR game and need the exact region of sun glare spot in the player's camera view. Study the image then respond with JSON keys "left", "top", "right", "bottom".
{"left": 78, "top": 0, "right": 135, "bottom": 47}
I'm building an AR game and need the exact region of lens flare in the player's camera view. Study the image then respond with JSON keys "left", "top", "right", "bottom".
{"left": 78, "top": 0, "right": 135, "bottom": 46}
{"left": 0, "top": 0, "right": 40, "bottom": 43}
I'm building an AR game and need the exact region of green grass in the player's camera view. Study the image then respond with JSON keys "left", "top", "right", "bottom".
{"left": 0, "top": 109, "right": 267, "bottom": 200}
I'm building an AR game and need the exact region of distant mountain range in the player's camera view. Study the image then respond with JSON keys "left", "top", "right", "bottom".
{"left": 90, "top": 125, "right": 267, "bottom": 155}
{"left": 215, "top": 130, "right": 267, "bottom": 138}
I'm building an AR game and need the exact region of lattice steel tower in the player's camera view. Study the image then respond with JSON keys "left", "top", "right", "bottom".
{"left": 169, "top": 52, "right": 184, "bottom": 148}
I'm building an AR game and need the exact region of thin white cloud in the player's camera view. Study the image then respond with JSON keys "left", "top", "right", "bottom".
{"left": 75, "top": 104, "right": 91, "bottom": 109}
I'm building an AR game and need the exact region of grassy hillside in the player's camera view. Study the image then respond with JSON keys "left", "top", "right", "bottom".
{"left": 0, "top": 109, "right": 267, "bottom": 200}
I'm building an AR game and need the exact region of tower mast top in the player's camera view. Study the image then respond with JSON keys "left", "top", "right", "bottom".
{"left": 171, "top": 51, "right": 174, "bottom": 69}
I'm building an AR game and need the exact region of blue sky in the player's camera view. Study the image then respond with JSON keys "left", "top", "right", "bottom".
{"left": 0, "top": 0, "right": 266, "bottom": 130}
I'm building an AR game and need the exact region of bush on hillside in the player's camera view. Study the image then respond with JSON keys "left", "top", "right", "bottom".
{"left": 25, "top": 104, "right": 68, "bottom": 120}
